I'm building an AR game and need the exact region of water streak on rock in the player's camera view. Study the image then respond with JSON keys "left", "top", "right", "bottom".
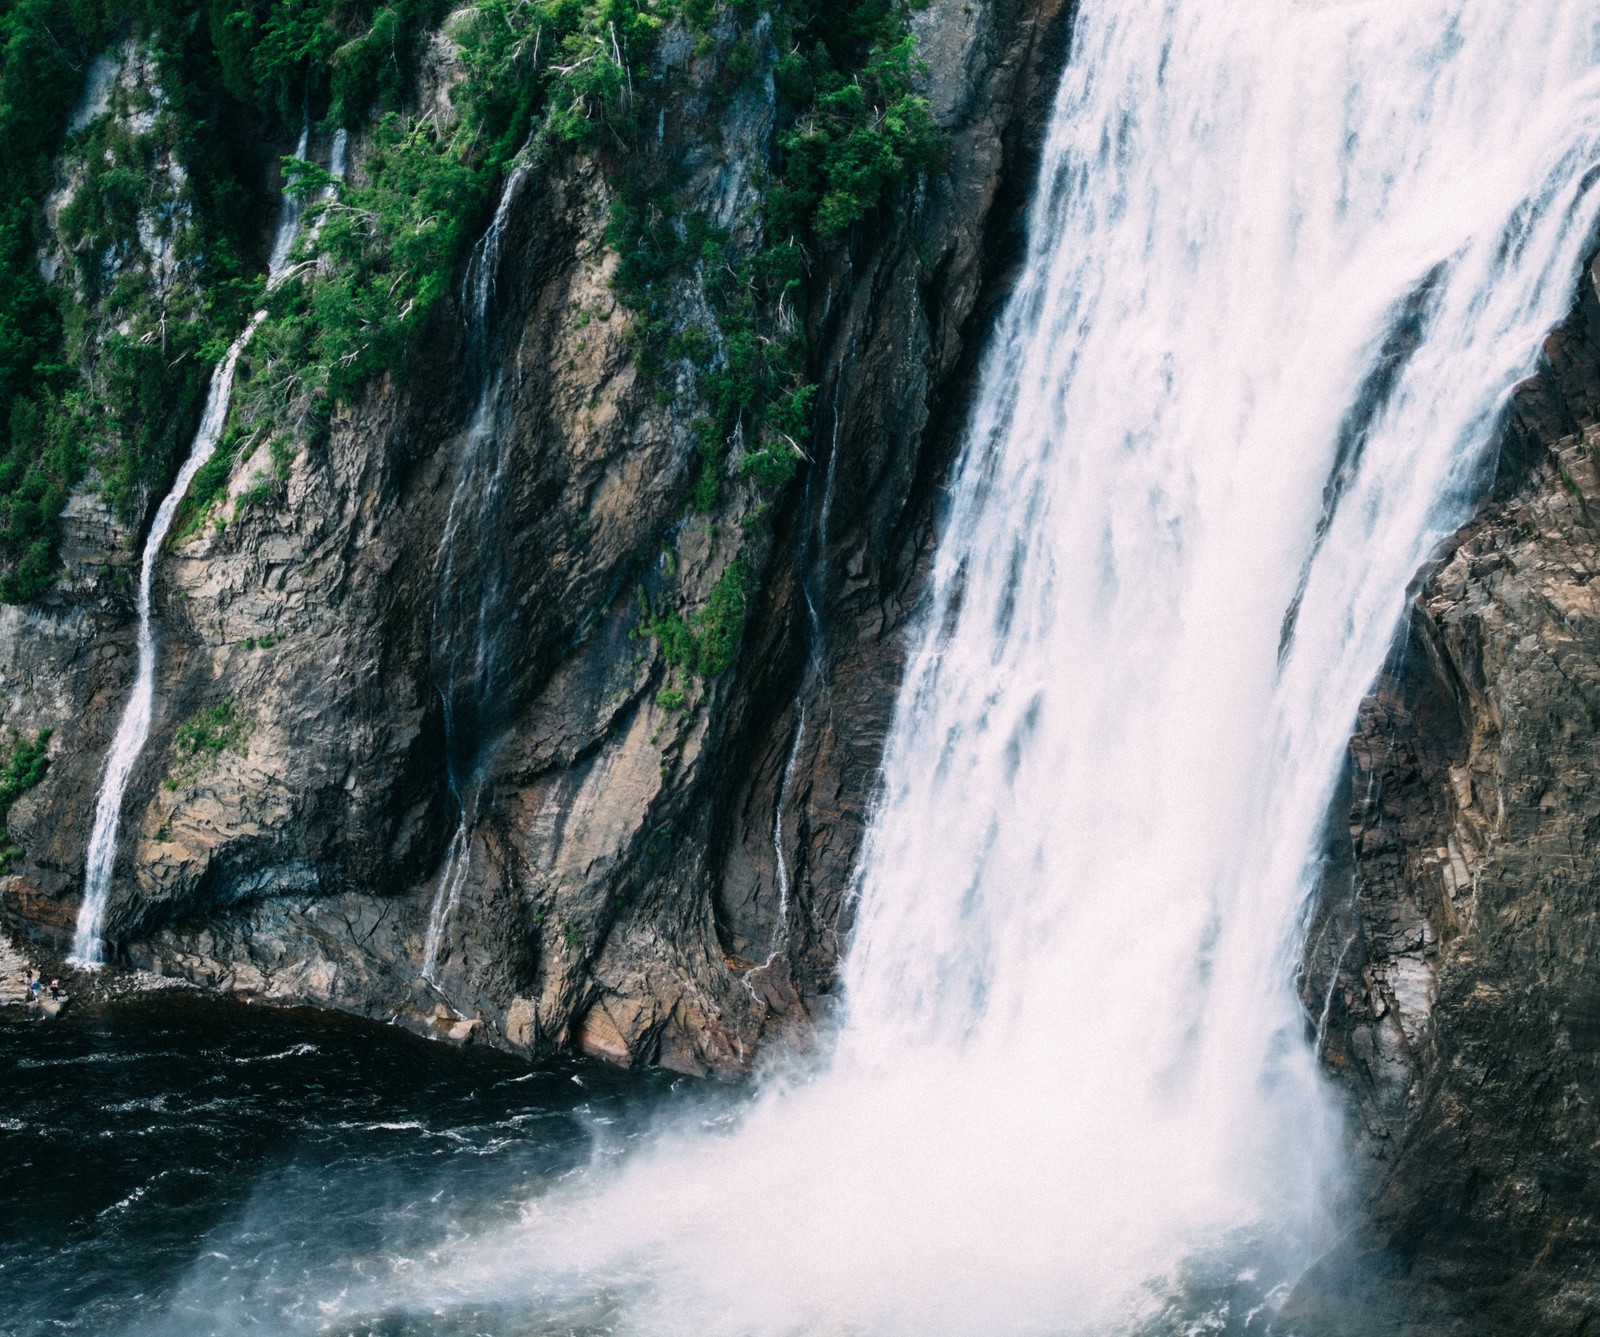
{"left": 422, "top": 156, "right": 535, "bottom": 984}
{"left": 69, "top": 144, "right": 320, "bottom": 967}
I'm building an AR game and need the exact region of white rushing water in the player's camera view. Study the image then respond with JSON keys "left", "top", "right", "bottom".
{"left": 86, "top": 0, "right": 1600, "bottom": 1330}
{"left": 422, "top": 155, "right": 535, "bottom": 985}
{"left": 265, "top": 124, "right": 311, "bottom": 277}
{"left": 313, "top": 1, "right": 1600, "bottom": 1332}
{"left": 69, "top": 134, "right": 337, "bottom": 968}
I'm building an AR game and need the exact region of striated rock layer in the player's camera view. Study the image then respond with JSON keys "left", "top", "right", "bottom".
{"left": 1292, "top": 261, "right": 1600, "bottom": 1332}
{"left": 1, "top": 0, "right": 1071, "bottom": 1073}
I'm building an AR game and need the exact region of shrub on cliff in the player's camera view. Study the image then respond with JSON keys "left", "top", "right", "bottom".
{"left": 0, "top": 727, "right": 50, "bottom": 871}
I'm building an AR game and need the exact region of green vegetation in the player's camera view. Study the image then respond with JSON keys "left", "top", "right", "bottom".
{"left": 245, "top": 0, "right": 666, "bottom": 421}
{"left": 642, "top": 556, "right": 750, "bottom": 676}
{"left": 263, "top": 114, "right": 494, "bottom": 403}
{"left": 0, "top": 727, "right": 50, "bottom": 870}
{"left": 768, "top": 2, "right": 942, "bottom": 237}
{"left": 0, "top": 0, "right": 451, "bottom": 601}
{"left": 208, "top": 0, "right": 442, "bottom": 124}
{"left": 0, "top": 0, "right": 941, "bottom": 710}
{"left": 606, "top": 0, "right": 939, "bottom": 681}
{"left": 604, "top": 0, "right": 939, "bottom": 517}
{"left": 165, "top": 696, "right": 252, "bottom": 788}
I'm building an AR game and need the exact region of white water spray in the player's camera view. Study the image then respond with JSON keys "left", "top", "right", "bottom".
{"left": 318, "top": 2, "right": 1600, "bottom": 1331}
{"left": 69, "top": 132, "right": 336, "bottom": 968}
{"left": 421, "top": 156, "right": 536, "bottom": 984}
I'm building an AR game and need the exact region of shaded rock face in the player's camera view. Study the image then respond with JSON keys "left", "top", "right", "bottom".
{"left": 2, "top": 0, "right": 1073, "bottom": 1072}
{"left": 1290, "top": 262, "right": 1600, "bottom": 1334}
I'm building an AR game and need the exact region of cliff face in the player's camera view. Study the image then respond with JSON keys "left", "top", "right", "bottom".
{"left": 1290, "top": 264, "right": 1600, "bottom": 1333}
{"left": 2, "top": 0, "right": 1071, "bottom": 1072}
{"left": 21, "top": 10, "right": 1600, "bottom": 1324}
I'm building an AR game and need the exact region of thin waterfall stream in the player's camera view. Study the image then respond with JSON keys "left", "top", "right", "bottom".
{"left": 759, "top": 334, "right": 851, "bottom": 980}
{"left": 68, "top": 134, "right": 342, "bottom": 968}
{"left": 421, "top": 156, "right": 536, "bottom": 985}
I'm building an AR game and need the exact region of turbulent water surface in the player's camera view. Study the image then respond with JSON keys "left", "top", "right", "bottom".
{"left": 32, "top": 0, "right": 1600, "bottom": 1332}
{"left": 0, "top": 1001, "right": 682, "bottom": 1337}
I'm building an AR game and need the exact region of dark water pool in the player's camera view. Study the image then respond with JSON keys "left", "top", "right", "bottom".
{"left": 1, "top": 997, "right": 1312, "bottom": 1337}
{"left": 0, "top": 997, "right": 687, "bottom": 1337}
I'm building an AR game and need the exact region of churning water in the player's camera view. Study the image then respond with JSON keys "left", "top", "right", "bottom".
{"left": 42, "top": 0, "right": 1600, "bottom": 1331}
{"left": 0, "top": 1000, "right": 681, "bottom": 1337}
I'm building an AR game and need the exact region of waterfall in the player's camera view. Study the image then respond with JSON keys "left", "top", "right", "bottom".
{"left": 265, "top": 123, "right": 311, "bottom": 277}
{"left": 69, "top": 132, "right": 337, "bottom": 969}
{"left": 319, "top": 1, "right": 1600, "bottom": 1331}
{"left": 421, "top": 156, "right": 535, "bottom": 984}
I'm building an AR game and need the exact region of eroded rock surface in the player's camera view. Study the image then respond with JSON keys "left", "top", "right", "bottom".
{"left": 1291, "top": 261, "right": 1600, "bottom": 1334}
{"left": 1, "top": 0, "right": 1073, "bottom": 1073}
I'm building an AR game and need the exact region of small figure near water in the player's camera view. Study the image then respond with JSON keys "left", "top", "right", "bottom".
{"left": 14, "top": 963, "right": 69, "bottom": 1018}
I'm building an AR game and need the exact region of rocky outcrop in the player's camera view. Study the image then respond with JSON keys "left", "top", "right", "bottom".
{"left": 1, "top": 0, "right": 1073, "bottom": 1072}
{"left": 1290, "top": 261, "right": 1600, "bottom": 1333}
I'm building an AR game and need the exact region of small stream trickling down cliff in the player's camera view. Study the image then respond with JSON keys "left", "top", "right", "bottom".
{"left": 759, "top": 332, "right": 852, "bottom": 981}
{"left": 68, "top": 144, "right": 328, "bottom": 968}
{"left": 422, "top": 157, "right": 536, "bottom": 985}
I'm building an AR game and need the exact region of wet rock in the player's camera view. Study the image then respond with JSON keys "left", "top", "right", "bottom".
{"left": 0, "top": 932, "right": 30, "bottom": 1007}
{"left": 0, "top": 0, "right": 1075, "bottom": 1073}
{"left": 1295, "top": 259, "right": 1600, "bottom": 1333}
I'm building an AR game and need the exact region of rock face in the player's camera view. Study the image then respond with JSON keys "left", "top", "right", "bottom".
{"left": 16, "top": 8, "right": 1600, "bottom": 1324}
{"left": 1290, "top": 262, "right": 1600, "bottom": 1333}
{"left": 1, "top": 0, "right": 1073, "bottom": 1072}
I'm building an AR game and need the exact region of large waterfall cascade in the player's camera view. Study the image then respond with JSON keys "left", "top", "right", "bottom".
{"left": 310, "top": 1, "right": 1600, "bottom": 1333}
{"left": 421, "top": 156, "right": 536, "bottom": 984}
{"left": 69, "top": 132, "right": 347, "bottom": 968}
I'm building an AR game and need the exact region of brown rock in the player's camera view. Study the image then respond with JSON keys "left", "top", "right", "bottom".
{"left": 1293, "top": 259, "right": 1600, "bottom": 1333}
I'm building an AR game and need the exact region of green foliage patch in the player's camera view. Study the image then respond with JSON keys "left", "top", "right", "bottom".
{"left": 246, "top": 0, "right": 669, "bottom": 424}
{"left": 642, "top": 556, "right": 749, "bottom": 677}
{"left": 0, "top": 0, "right": 448, "bottom": 601}
{"left": 165, "top": 696, "right": 253, "bottom": 788}
{"left": 267, "top": 117, "right": 492, "bottom": 402}
{"left": 0, "top": 727, "right": 50, "bottom": 870}
{"left": 769, "top": 17, "right": 941, "bottom": 237}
